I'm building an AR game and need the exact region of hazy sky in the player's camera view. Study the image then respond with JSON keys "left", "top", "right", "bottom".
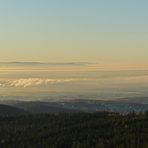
{"left": 0, "top": 0, "right": 148, "bottom": 64}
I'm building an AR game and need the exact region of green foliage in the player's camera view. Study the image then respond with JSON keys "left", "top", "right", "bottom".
{"left": 0, "top": 112, "right": 148, "bottom": 148}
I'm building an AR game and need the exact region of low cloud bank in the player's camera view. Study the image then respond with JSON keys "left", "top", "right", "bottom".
{"left": 0, "top": 78, "right": 84, "bottom": 88}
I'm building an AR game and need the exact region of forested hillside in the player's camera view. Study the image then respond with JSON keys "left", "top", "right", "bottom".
{"left": 0, "top": 112, "right": 148, "bottom": 148}
{"left": 0, "top": 104, "right": 28, "bottom": 117}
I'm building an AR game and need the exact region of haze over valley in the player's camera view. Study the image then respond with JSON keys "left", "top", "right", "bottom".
{"left": 0, "top": 62, "right": 148, "bottom": 104}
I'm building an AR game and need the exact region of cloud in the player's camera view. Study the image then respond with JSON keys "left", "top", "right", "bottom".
{"left": 0, "top": 78, "right": 84, "bottom": 88}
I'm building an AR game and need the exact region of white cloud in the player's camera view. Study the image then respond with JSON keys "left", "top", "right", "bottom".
{"left": 0, "top": 78, "right": 84, "bottom": 88}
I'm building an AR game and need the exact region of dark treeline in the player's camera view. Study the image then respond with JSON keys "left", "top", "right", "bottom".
{"left": 0, "top": 112, "right": 148, "bottom": 148}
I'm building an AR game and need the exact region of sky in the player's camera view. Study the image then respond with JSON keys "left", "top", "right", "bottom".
{"left": 0, "top": 0, "right": 148, "bottom": 65}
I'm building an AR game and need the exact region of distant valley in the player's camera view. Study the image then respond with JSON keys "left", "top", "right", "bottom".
{"left": 0, "top": 98, "right": 148, "bottom": 116}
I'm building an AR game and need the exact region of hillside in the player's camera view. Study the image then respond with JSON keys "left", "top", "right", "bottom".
{"left": 0, "top": 104, "right": 28, "bottom": 117}
{"left": 0, "top": 112, "right": 148, "bottom": 148}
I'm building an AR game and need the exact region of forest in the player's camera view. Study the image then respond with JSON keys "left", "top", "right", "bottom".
{"left": 0, "top": 111, "right": 148, "bottom": 148}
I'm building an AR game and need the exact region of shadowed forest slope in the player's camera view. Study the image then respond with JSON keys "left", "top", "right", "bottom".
{"left": 0, "top": 112, "right": 148, "bottom": 148}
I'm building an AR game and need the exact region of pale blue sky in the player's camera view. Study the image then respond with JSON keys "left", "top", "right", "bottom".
{"left": 0, "top": 0, "right": 148, "bottom": 63}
